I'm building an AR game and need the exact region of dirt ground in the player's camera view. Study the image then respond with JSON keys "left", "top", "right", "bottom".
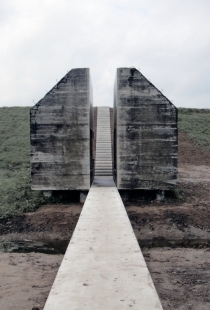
{"left": 0, "top": 204, "right": 82, "bottom": 242}
{"left": 0, "top": 252, "right": 63, "bottom": 310}
{"left": 1, "top": 131, "right": 210, "bottom": 310}
{"left": 143, "top": 248, "right": 210, "bottom": 310}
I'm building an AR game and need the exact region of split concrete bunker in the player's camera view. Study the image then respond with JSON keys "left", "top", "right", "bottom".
{"left": 30, "top": 67, "right": 178, "bottom": 197}
{"left": 31, "top": 67, "right": 177, "bottom": 309}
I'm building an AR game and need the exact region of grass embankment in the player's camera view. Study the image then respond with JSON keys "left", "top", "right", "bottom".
{"left": 0, "top": 107, "right": 44, "bottom": 218}
{"left": 0, "top": 107, "right": 209, "bottom": 218}
{"left": 178, "top": 108, "right": 210, "bottom": 150}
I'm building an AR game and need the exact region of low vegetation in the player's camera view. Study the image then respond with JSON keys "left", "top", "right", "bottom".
{"left": 0, "top": 107, "right": 209, "bottom": 218}
{"left": 178, "top": 108, "right": 210, "bottom": 150}
{"left": 0, "top": 107, "right": 45, "bottom": 218}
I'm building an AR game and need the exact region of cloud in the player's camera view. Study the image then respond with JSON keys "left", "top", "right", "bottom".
{"left": 0, "top": 0, "right": 210, "bottom": 108}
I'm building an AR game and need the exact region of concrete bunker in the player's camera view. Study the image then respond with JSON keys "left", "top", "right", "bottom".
{"left": 30, "top": 66, "right": 177, "bottom": 201}
{"left": 113, "top": 67, "right": 178, "bottom": 198}
{"left": 30, "top": 68, "right": 94, "bottom": 199}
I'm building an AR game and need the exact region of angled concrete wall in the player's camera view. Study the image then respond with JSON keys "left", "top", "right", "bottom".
{"left": 30, "top": 68, "right": 93, "bottom": 191}
{"left": 114, "top": 67, "right": 178, "bottom": 190}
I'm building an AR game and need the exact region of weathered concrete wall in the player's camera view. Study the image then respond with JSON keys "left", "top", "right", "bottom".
{"left": 114, "top": 67, "right": 178, "bottom": 190}
{"left": 30, "top": 68, "right": 93, "bottom": 190}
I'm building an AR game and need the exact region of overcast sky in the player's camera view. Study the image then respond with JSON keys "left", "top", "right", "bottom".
{"left": 1, "top": 0, "right": 210, "bottom": 108}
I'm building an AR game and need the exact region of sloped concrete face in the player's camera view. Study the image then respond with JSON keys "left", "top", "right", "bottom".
{"left": 30, "top": 68, "right": 93, "bottom": 190}
{"left": 43, "top": 177, "right": 163, "bottom": 310}
{"left": 114, "top": 67, "right": 178, "bottom": 190}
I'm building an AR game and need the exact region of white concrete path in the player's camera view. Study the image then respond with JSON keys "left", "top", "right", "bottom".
{"left": 44, "top": 177, "right": 163, "bottom": 310}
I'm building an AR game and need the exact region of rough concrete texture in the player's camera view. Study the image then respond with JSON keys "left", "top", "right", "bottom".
{"left": 114, "top": 67, "right": 178, "bottom": 190}
{"left": 30, "top": 68, "right": 93, "bottom": 190}
{"left": 43, "top": 177, "right": 163, "bottom": 310}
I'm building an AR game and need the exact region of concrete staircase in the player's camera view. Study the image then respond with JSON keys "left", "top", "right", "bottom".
{"left": 95, "top": 107, "right": 112, "bottom": 176}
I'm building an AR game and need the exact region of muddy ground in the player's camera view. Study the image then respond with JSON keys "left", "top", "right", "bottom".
{"left": 1, "top": 131, "right": 210, "bottom": 310}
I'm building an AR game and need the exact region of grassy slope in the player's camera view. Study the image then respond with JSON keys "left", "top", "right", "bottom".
{"left": 178, "top": 108, "right": 210, "bottom": 150}
{"left": 0, "top": 107, "right": 44, "bottom": 218}
{"left": 0, "top": 107, "right": 209, "bottom": 218}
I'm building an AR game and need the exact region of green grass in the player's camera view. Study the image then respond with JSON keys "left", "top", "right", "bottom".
{"left": 178, "top": 108, "right": 210, "bottom": 150}
{"left": 0, "top": 107, "right": 45, "bottom": 218}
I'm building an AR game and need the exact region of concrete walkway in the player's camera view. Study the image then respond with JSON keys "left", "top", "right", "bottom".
{"left": 43, "top": 177, "right": 163, "bottom": 310}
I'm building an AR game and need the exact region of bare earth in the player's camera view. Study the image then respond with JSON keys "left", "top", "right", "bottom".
{"left": 0, "top": 253, "right": 63, "bottom": 310}
{"left": 1, "top": 132, "right": 210, "bottom": 310}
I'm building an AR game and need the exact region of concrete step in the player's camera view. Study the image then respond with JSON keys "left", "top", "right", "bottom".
{"left": 95, "top": 154, "right": 112, "bottom": 156}
{"left": 95, "top": 173, "right": 113, "bottom": 176}
{"left": 96, "top": 147, "right": 112, "bottom": 149}
{"left": 96, "top": 151, "right": 111, "bottom": 154}
{"left": 95, "top": 160, "right": 112, "bottom": 165}
{"left": 96, "top": 157, "right": 112, "bottom": 160}
{"left": 95, "top": 162, "right": 112, "bottom": 165}
{"left": 95, "top": 170, "right": 112, "bottom": 173}
{"left": 96, "top": 140, "right": 111, "bottom": 142}
{"left": 95, "top": 168, "right": 112, "bottom": 171}
{"left": 95, "top": 167, "right": 112, "bottom": 170}
{"left": 95, "top": 151, "right": 111, "bottom": 153}
{"left": 95, "top": 167, "right": 112, "bottom": 169}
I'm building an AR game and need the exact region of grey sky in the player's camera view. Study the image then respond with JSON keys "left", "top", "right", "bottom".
{"left": 1, "top": 0, "right": 210, "bottom": 108}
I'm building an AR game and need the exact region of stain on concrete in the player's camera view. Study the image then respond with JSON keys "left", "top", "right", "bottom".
{"left": 30, "top": 68, "right": 93, "bottom": 191}
{"left": 114, "top": 67, "right": 178, "bottom": 190}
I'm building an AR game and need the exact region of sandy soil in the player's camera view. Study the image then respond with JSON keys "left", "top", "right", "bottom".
{"left": 0, "top": 252, "right": 63, "bottom": 310}
{"left": 143, "top": 248, "right": 210, "bottom": 310}
{"left": 0, "top": 132, "right": 210, "bottom": 310}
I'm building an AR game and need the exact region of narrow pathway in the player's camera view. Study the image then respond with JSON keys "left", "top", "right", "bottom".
{"left": 43, "top": 177, "right": 163, "bottom": 309}
{"left": 95, "top": 107, "right": 112, "bottom": 176}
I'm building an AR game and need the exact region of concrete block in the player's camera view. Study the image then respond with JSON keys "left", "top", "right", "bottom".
{"left": 114, "top": 67, "right": 178, "bottom": 190}
{"left": 156, "top": 190, "right": 165, "bottom": 201}
{"left": 80, "top": 191, "right": 88, "bottom": 203}
{"left": 30, "top": 68, "right": 94, "bottom": 191}
{"left": 43, "top": 190, "right": 52, "bottom": 198}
